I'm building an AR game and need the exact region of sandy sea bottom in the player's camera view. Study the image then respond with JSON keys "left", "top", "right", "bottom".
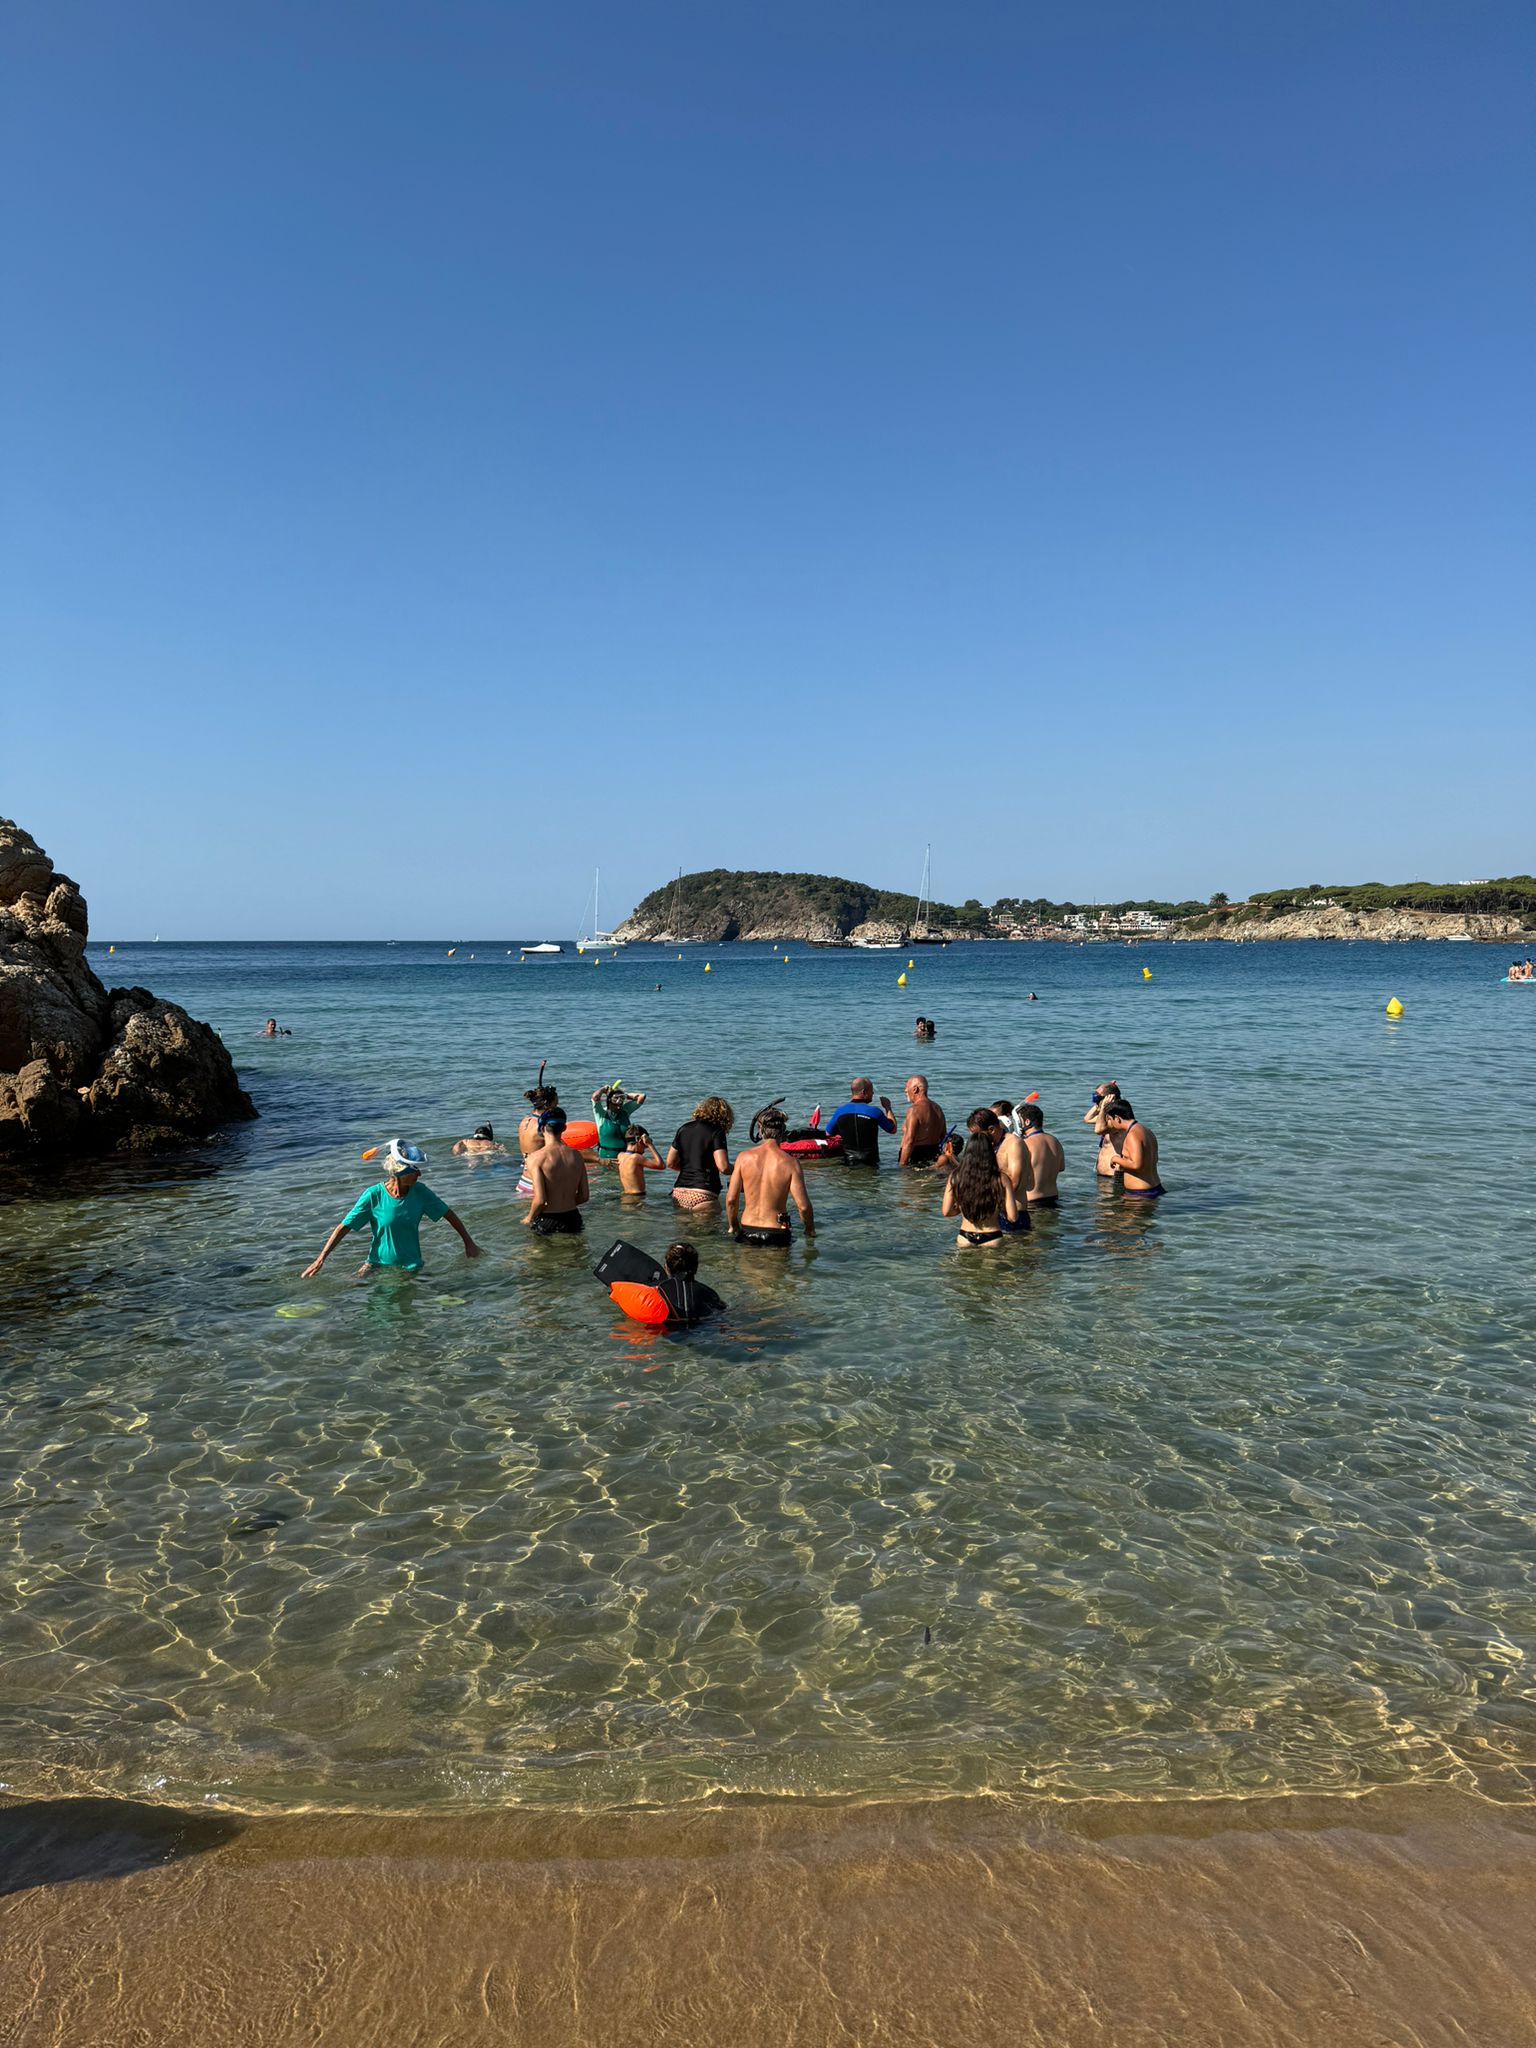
{"left": 4, "top": 1787, "right": 1536, "bottom": 2047}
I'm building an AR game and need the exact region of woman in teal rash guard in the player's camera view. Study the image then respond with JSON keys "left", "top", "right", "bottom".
{"left": 302, "top": 1141, "right": 482, "bottom": 1277}
{"left": 591, "top": 1083, "right": 647, "bottom": 1164}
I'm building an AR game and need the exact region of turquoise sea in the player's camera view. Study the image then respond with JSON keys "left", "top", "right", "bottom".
{"left": 2, "top": 938, "right": 1534, "bottom": 1815}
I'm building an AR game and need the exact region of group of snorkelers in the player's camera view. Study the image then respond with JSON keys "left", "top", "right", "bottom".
{"left": 1508, "top": 958, "right": 1535, "bottom": 982}
{"left": 300, "top": 1066, "right": 1164, "bottom": 1282}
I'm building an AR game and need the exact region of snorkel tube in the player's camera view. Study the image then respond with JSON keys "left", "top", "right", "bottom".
{"left": 748, "top": 1098, "right": 787, "bottom": 1144}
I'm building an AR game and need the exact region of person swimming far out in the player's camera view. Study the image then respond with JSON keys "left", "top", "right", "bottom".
{"left": 941, "top": 1128, "right": 1020, "bottom": 1249}
{"left": 452, "top": 1123, "right": 503, "bottom": 1155}
{"left": 523, "top": 1107, "right": 590, "bottom": 1234}
{"left": 259, "top": 1018, "right": 291, "bottom": 1036}
{"left": 726, "top": 1105, "right": 815, "bottom": 1247}
{"left": 667, "top": 1095, "right": 734, "bottom": 1210}
{"left": 1099, "top": 1098, "right": 1164, "bottom": 1197}
{"left": 591, "top": 1081, "right": 648, "bottom": 1166}
{"left": 616, "top": 1124, "right": 666, "bottom": 1195}
{"left": 302, "top": 1141, "right": 481, "bottom": 1278}
{"left": 914, "top": 1016, "right": 936, "bottom": 1040}
{"left": 822, "top": 1076, "right": 897, "bottom": 1166}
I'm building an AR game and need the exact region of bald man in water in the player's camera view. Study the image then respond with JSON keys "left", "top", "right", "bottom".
{"left": 899, "top": 1075, "right": 947, "bottom": 1166}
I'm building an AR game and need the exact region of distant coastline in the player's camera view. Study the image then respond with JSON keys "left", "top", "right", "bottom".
{"left": 615, "top": 870, "right": 1536, "bottom": 946}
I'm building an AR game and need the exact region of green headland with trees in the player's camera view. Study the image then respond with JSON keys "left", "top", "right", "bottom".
{"left": 618, "top": 869, "right": 1536, "bottom": 942}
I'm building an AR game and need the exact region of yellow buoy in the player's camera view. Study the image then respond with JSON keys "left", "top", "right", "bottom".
{"left": 783, "top": 954, "right": 789, "bottom": 963}
{"left": 1142, "top": 966, "right": 1153, "bottom": 980}
{"left": 1386, "top": 996, "right": 1404, "bottom": 1017}
{"left": 907, "top": 958, "right": 914, "bottom": 969}
{"left": 704, "top": 962, "right": 711, "bottom": 973}
{"left": 108, "top": 944, "right": 115, "bottom": 953}
{"left": 447, "top": 948, "right": 456, "bottom": 957}
{"left": 897, "top": 972, "right": 908, "bottom": 987}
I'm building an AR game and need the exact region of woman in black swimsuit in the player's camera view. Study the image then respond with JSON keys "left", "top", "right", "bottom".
{"left": 941, "top": 1131, "right": 1018, "bottom": 1249}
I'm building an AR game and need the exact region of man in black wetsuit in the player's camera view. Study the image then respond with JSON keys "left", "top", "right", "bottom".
{"left": 822, "top": 1077, "right": 897, "bottom": 1166}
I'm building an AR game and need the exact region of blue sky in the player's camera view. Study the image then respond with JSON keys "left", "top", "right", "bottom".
{"left": 5, "top": 1, "right": 1531, "bottom": 935}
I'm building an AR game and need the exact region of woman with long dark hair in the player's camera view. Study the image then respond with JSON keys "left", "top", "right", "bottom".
{"left": 941, "top": 1127, "right": 1019, "bottom": 1249}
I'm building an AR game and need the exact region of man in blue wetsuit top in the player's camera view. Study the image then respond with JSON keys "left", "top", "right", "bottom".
{"left": 822, "top": 1077, "right": 897, "bottom": 1166}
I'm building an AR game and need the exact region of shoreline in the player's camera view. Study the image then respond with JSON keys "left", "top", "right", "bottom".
{"left": 5, "top": 1784, "right": 1536, "bottom": 2045}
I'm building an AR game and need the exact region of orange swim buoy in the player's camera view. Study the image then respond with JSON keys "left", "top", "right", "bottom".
{"left": 564, "top": 1119, "right": 599, "bottom": 1151}
{"left": 609, "top": 1282, "right": 669, "bottom": 1326}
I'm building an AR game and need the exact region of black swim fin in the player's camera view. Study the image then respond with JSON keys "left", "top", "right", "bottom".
{"left": 592, "top": 1240, "right": 666, "bottom": 1288}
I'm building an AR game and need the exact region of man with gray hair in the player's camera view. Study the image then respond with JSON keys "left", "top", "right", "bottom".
{"left": 899, "top": 1075, "right": 947, "bottom": 1167}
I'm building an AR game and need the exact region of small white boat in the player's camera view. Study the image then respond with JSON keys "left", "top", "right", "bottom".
{"left": 520, "top": 941, "right": 562, "bottom": 956}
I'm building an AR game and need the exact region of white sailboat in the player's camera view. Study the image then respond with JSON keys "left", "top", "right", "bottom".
{"left": 659, "top": 864, "right": 688, "bottom": 942}
{"left": 909, "top": 844, "right": 945, "bottom": 943}
{"left": 575, "top": 868, "right": 625, "bottom": 953}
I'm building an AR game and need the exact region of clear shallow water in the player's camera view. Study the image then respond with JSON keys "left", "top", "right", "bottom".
{"left": 1, "top": 938, "right": 1533, "bottom": 1814}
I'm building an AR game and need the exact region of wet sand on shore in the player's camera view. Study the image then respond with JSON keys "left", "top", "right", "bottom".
{"left": 4, "top": 1787, "right": 1536, "bottom": 2047}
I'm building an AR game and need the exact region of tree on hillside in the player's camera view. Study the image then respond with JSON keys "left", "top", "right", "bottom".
{"left": 1209, "top": 891, "right": 1229, "bottom": 908}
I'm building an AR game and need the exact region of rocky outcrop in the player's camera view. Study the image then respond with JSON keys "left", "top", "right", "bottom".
{"left": 1175, "top": 905, "right": 1527, "bottom": 942}
{"left": 614, "top": 869, "right": 964, "bottom": 944}
{"left": 0, "top": 820, "right": 256, "bottom": 1157}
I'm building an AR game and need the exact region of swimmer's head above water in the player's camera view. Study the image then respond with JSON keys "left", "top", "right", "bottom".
{"left": 754, "top": 1106, "right": 789, "bottom": 1142}
{"left": 524, "top": 1084, "right": 558, "bottom": 1112}
{"left": 664, "top": 1242, "right": 699, "bottom": 1278}
{"left": 537, "top": 1107, "right": 568, "bottom": 1135}
{"left": 473, "top": 1124, "right": 494, "bottom": 1142}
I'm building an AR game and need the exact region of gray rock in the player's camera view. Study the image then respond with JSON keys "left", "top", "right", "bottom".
{"left": 0, "top": 819, "right": 256, "bottom": 1158}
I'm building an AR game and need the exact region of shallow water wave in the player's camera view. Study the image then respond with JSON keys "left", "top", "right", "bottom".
{"left": 1, "top": 938, "right": 1534, "bottom": 1812}
{"left": 4, "top": 1788, "right": 1536, "bottom": 2047}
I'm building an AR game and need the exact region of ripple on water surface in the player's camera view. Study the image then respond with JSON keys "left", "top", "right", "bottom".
{"left": 2, "top": 937, "right": 1535, "bottom": 1811}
